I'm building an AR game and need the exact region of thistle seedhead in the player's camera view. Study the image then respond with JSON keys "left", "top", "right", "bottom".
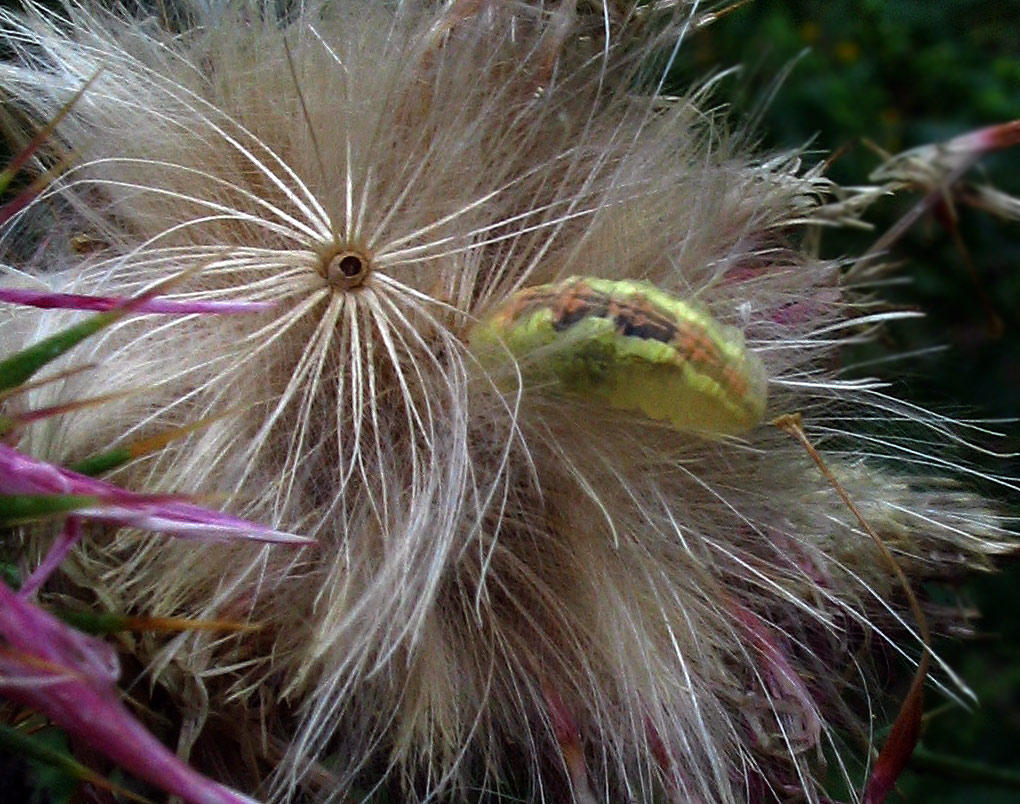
{"left": 0, "top": 2, "right": 1013, "bottom": 802}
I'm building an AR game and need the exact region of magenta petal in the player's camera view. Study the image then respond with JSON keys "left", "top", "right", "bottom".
{"left": 944, "top": 118, "right": 1020, "bottom": 158}
{"left": 0, "top": 582, "right": 261, "bottom": 804}
{"left": 0, "top": 444, "right": 312, "bottom": 545}
{"left": 730, "top": 602, "right": 822, "bottom": 749}
{"left": 0, "top": 577, "right": 118, "bottom": 683}
{"left": 19, "top": 516, "right": 83, "bottom": 598}
{"left": 74, "top": 501, "right": 315, "bottom": 544}
{"left": 0, "top": 287, "right": 276, "bottom": 315}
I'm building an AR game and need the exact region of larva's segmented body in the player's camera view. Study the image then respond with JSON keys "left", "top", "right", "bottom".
{"left": 470, "top": 276, "right": 767, "bottom": 435}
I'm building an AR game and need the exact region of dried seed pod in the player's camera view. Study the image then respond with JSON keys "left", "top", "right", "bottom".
{"left": 0, "top": 2, "right": 1012, "bottom": 803}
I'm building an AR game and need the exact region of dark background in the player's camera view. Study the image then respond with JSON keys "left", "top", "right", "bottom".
{"left": 683, "top": 1, "right": 1020, "bottom": 800}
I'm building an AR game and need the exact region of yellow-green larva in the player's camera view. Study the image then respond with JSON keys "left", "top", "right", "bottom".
{"left": 469, "top": 277, "right": 768, "bottom": 436}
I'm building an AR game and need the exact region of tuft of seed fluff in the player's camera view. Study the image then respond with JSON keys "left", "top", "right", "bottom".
{"left": 0, "top": 2, "right": 1013, "bottom": 802}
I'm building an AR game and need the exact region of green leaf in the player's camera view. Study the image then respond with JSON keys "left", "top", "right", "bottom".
{"left": 56, "top": 610, "right": 135, "bottom": 636}
{"left": 0, "top": 722, "right": 152, "bottom": 804}
{"left": 0, "top": 71, "right": 101, "bottom": 196}
{"left": 70, "top": 410, "right": 241, "bottom": 476}
{"left": 67, "top": 447, "right": 133, "bottom": 478}
{"left": 0, "top": 310, "right": 120, "bottom": 392}
{"left": 0, "top": 494, "right": 100, "bottom": 525}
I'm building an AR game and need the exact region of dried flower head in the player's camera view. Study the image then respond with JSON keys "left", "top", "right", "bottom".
{"left": 0, "top": 2, "right": 1013, "bottom": 802}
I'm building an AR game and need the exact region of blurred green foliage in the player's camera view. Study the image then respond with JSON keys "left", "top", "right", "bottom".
{"left": 688, "top": 1, "right": 1020, "bottom": 801}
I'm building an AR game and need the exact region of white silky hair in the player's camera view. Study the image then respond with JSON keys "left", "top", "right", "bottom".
{"left": 0, "top": 1, "right": 1013, "bottom": 802}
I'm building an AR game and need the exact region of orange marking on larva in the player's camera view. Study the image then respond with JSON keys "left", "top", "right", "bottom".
{"left": 498, "top": 287, "right": 559, "bottom": 323}
{"left": 721, "top": 365, "right": 750, "bottom": 399}
{"left": 551, "top": 284, "right": 607, "bottom": 331}
{"left": 670, "top": 321, "right": 737, "bottom": 394}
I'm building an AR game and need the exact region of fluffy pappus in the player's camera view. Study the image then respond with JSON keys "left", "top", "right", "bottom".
{"left": 0, "top": 1, "right": 1013, "bottom": 802}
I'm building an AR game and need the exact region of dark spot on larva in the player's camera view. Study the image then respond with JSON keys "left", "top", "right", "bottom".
{"left": 552, "top": 301, "right": 593, "bottom": 330}
{"left": 552, "top": 283, "right": 607, "bottom": 331}
{"left": 551, "top": 285, "right": 681, "bottom": 345}
{"left": 616, "top": 313, "right": 676, "bottom": 344}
